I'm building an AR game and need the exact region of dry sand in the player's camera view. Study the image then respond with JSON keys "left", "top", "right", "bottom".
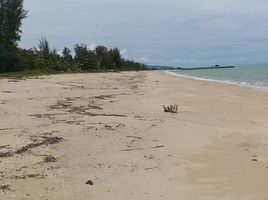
{"left": 0, "top": 71, "right": 268, "bottom": 199}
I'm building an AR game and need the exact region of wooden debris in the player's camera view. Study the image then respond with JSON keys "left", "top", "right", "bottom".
{"left": 252, "top": 155, "right": 258, "bottom": 161}
{"left": 43, "top": 155, "right": 57, "bottom": 163}
{"left": 151, "top": 145, "right": 165, "bottom": 149}
{"left": 116, "top": 124, "right": 125, "bottom": 128}
{"left": 10, "top": 174, "right": 45, "bottom": 180}
{"left": 104, "top": 125, "right": 113, "bottom": 129}
{"left": 144, "top": 167, "right": 158, "bottom": 170}
{"left": 144, "top": 155, "right": 153, "bottom": 160}
{"left": 127, "top": 136, "right": 143, "bottom": 140}
{"left": 163, "top": 104, "right": 178, "bottom": 113}
{"left": 121, "top": 145, "right": 165, "bottom": 152}
{"left": 85, "top": 180, "right": 94, "bottom": 185}
{"left": 121, "top": 148, "right": 143, "bottom": 152}
{"left": 0, "top": 184, "right": 10, "bottom": 191}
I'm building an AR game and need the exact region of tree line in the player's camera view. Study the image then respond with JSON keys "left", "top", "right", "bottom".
{"left": 0, "top": 0, "right": 146, "bottom": 73}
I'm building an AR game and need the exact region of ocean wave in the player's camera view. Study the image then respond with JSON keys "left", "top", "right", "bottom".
{"left": 164, "top": 70, "right": 268, "bottom": 92}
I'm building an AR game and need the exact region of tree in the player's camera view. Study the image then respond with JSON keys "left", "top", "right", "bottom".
{"left": 95, "top": 46, "right": 110, "bottom": 68}
{"left": 62, "top": 47, "right": 72, "bottom": 60}
{"left": 37, "top": 36, "right": 50, "bottom": 59}
{"left": 109, "top": 48, "right": 121, "bottom": 68}
{"left": 74, "top": 44, "right": 97, "bottom": 70}
{"left": 0, "top": 0, "right": 27, "bottom": 71}
{"left": 95, "top": 46, "right": 108, "bottom": 58}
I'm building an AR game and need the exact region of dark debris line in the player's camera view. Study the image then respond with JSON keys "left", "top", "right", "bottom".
{"left": 0, "top": 136, "right": 63, "bottom": 158}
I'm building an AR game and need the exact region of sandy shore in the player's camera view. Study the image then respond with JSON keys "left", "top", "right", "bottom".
{"left": 0, "top": 71, "right": 268, "bottom": 199}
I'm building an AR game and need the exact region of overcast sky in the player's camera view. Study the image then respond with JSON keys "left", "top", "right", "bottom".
{"left": 20, "top": 0, "right": 268, "bottom": 67}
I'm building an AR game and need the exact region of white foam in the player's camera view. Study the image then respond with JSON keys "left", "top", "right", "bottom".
{"left": 164, "top": 70, "right": 268, "bottom": 92}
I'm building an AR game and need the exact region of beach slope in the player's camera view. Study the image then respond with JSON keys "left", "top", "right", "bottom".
{"left": 0, "top": 71, "right": 268, "bottom": 199}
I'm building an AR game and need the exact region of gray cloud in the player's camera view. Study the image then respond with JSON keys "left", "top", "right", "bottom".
{"left": 20, "top": 0, "right": 268, "bottom": 66}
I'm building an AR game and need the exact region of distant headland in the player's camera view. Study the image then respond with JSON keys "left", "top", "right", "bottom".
{"left": 146, "top": 65, "right": 235, "bottom": 70}
{"left": 176, "top": 65, "right": 235, "bottom": 70}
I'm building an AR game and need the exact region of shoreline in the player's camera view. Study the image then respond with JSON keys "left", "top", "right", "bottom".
{"left": 0, "top": 71, "right": 268, "bottom": 199}
{"left": 165, "top": 70, "right": 268, "bottom": 93}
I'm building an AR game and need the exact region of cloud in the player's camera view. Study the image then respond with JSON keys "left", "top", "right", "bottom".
{"left": 87, "top": 43, "right": 98, "bottom": 51}
{"left": 136, "top": 56, "right": 183, "bottom": 66}
{"left": 20, "top": 0, "right": 268, "bottom": 66}
{"left": 120, "top": 49, "right": 129, "bottom": 59}
{"left": 57, "top": 51, "right": 63, "bottom": 56}
{"left": 137, "top": 56, "right": 151, "bottom": 63}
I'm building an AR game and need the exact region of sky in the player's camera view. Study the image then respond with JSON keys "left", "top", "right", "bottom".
{"left": 20, "top": 0, "right": 268, "bottom": 67}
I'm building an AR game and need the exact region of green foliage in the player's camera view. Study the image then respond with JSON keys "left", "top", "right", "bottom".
{"left": 109, "top": 48, "right": 121, "bottom": 68}
{"left": 0, "top": 0, "right": 27, "bottom": 72}
{"left": 62, "top": 47, "right": 72, "bottom": 61}
{"left": 17, "top": 48, "right": 38, "bottom": 70}
{"left": 0, "top": 0, "right": 147, "bottom": 74}
{"left": 74, "top": 44, "right": 97, "bottom": 70}
{"left": 37, "top": 36, "right": 50, "bottom": 59}
{"left": 11, "top": 41, "right": 147, "bottom": 73}
{"left": 0, "top": 68, "right": 68, "bottom": 79}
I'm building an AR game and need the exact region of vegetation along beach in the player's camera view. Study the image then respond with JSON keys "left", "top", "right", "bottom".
{"left": 1, "top": 0, "right": 268, "bottom": 199}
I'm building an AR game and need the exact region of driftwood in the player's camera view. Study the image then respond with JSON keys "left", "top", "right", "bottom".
{"left": 127, "top": 136, "right": 143, "bottom": 140}
{"left": 121, "top": 145, "right": 165, "bottom": 152}
{"left": 163, "top": 104, "right": 178, "bottom": 113}
{"left": 144, "top": 167, "right": 158, "bottom": 170}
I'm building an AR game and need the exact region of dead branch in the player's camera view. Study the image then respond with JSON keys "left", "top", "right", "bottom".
{"left": 127, "top": 136, "right": 143, "bottom": 139}
{"left": 163, "top": 104, "right": 178, "bottom": 113}
{"left": 144, "top": 167, "right": 158, "bottom": 170}
{"left": 151, "top": 145, "right": 165, "bottom": 149}
{"left": 121, "top": 145, "right": 165, "bottom": 152}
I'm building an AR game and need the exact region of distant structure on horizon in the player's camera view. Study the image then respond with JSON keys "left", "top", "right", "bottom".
{"left": 176, "top": 65, "right": 235, "bottom": 70}
{"left": 146, "top": 64, "right": 235, "bottom": 70}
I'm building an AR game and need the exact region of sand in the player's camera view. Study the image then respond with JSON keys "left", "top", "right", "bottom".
{"left": 0, "top": 71, "right": 268, "bottom": 200}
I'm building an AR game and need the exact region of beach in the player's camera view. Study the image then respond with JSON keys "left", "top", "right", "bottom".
{"left": 0, "top": 71, "right": 268, "bottom": 199}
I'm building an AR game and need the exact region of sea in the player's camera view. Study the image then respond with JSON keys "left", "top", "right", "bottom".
{"left": 166, "top": 66, "right": 268, "bottom": 92}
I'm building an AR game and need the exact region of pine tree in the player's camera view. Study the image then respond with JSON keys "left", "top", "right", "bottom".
{"left": 0, "top": 0, "right": 27, "bottom": 71}
{"left": 62, "top": 47, "right": 72, "bottom": 61}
